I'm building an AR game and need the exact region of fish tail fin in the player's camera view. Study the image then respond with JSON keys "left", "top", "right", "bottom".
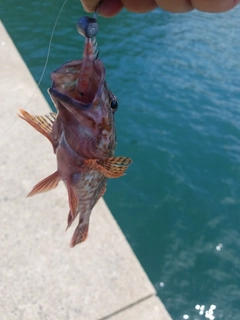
{"left": 27, "top": 171, "right": 60, "bottom": 197}
{"left": 70, "top": 220, "right": 89, "bottom": 247}
{"left": 18, "top": 108, "right": 56, "bottom": 144}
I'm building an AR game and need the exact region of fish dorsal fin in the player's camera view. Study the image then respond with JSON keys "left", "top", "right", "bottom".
{"left": 27, "top": 171, "right": 60, "bottom": 197}
{"left": 85, "top": 157, "right": 132, "bottom": 178}
{"left": 18, "top": 108, "right": 56, "bottom": 144}
{"left": 66, "top": 181, "right": 79, "bottom": 220}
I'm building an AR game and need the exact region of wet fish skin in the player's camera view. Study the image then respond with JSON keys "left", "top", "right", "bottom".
{"left": 18, "top": 37, "right": 132, "bottom": 247}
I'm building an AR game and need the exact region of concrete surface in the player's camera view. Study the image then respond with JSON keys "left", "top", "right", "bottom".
{"left": 0, "top": 21, "right": 172, "bottom": 320}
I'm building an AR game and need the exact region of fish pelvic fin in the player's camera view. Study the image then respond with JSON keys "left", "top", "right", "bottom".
{"left": 66, "top": 181, "right": 79, "bottom": 220}
{"left": 66, "top": 210, "right": 74, "bottom": 230}
{"left": 27, "top": 171, "right": 60, "bottom": 197}
{"left": 84, "top": 156, "right": 132, "bottom": 178}
{"left": 18, "top": 108, "right": 56, "bottom": 144}
{"left": 70, "top": 220, "right": 89, "bottom": 247}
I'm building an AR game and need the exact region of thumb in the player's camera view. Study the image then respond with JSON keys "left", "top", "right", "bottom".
{"left": 80, "top": 0, "right": 123, "bottom": 17}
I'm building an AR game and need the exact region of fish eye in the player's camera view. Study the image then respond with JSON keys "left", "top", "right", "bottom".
{"left": 110, "top": 99, "right": 118, "bottom": 111}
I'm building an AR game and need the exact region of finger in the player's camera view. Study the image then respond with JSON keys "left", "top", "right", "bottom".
{"left": 80, "top": 0, "right": 123, "bottom": 17}
{"left": 81, "top": 0, "right": 157, "bottom": 15}
{"left": 121, "top": 0, "right": 158, "bottom": 13}
{"left": 155, "top": 0, "right": 240, "bottom": 13}
{"left": 99, "top": 0, "right": 123, "bottom": 17}
{"left": 190, "top": 0, "right": 240, "bottom": 12}
{"left": 80, "top": 0, "right": 240, "bottom": 16}
{"left": 80, "top": 0, "right": 99, "bottom": 13}
{"left": 155, "top": 0, "right": 194, "bottom": 12}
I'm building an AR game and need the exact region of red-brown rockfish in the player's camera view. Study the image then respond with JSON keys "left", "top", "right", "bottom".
{"left": 18, "top": 21, "right": 132, "bottom": 247}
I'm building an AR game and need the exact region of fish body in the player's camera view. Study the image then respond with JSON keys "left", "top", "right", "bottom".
{"left": 19, "top": 36, "right": 131, "bottom": 247}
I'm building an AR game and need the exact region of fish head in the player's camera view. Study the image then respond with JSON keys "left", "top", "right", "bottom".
{"left": 48, "top": 39, "right": 118, "bottom": 158}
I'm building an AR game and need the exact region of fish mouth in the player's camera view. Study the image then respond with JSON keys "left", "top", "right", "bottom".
{"left": 49, "top": 58, "right": 105, "bottom": 110}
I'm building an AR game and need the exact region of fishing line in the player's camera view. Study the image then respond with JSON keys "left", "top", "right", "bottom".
{"left": 26, "top": 0, "right": 69, "bottom": 107}
{"left": 0, "top": 0, "right": 68, "bottom": 140}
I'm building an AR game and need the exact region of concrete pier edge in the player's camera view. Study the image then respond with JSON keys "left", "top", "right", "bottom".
{"left": 0, "top": 21, "right": 172, "bottom": 320}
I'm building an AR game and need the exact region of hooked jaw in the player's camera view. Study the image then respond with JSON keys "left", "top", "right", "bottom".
{"left": 49, "top": 13, "right": 103, "bottom": 108}
{"left": 49, "top": 43, "right": 105, "bottom": 111}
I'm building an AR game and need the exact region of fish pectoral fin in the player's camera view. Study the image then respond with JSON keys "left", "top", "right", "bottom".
{"left": 84, "top": 157, "right": 132, "bottom": 178}
{"left": 27, "top": 171, "right": 60, "bottom": 197}
{"left": 66, "top": 182, "right": 79, "bottom": 220}
{"left": 18, "top": 108, "right": 56, "bottom": 144}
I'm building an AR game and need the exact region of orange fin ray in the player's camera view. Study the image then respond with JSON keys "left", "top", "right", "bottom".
{"left": 18, "top": 108, "right": 56, "bottom": 144}
{"left": 84, "top": 156, "right": 132, "bottom": 178}
{"left": 27, "top": 171, "right": 60, "bottom": 197}
{"left": 67, "top": 182, "right": 79, "bottom": 220}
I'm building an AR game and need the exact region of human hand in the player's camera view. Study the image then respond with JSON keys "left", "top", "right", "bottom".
{"left": 80, "top": 0, "right": 240, "bottom": 17}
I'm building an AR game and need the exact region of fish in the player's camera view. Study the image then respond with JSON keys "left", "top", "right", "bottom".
{"left": 18, "top": 20, "right": 132, "bottom": 247}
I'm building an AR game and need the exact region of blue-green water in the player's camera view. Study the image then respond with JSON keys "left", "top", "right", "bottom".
{"left": 1, "top": 1, "right": 240, "bottom": 319}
